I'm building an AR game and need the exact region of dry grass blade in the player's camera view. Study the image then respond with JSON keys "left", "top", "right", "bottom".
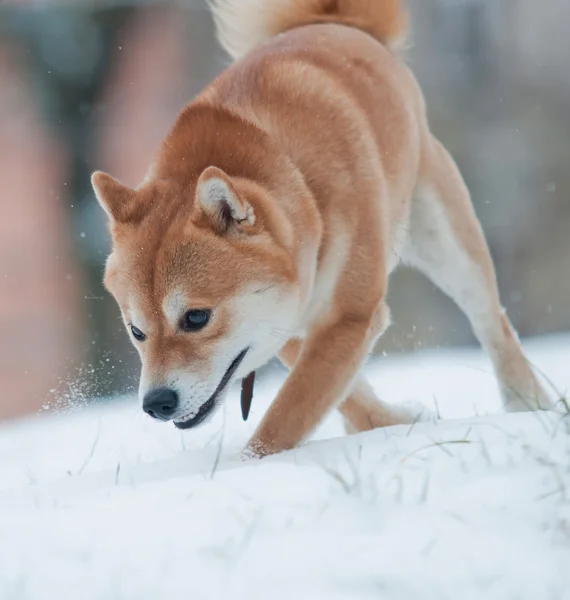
{"left": 401, "top": 440, "right": 474, "bottom": 463}
{"left": 76, "top": 421, "right": 102, "bottom": 475}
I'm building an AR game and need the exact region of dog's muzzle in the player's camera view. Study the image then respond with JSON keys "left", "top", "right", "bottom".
{"left": 172, "top": 347, "right": 249, "bottom": 429}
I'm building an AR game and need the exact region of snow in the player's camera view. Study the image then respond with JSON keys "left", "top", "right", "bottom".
{"left": 1, "top": 334, "right": 569, "bottom": 600}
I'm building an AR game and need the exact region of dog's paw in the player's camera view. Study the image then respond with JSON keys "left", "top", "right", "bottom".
{"left": 501, "top": 378, "right": 555, "bottom": 413}
{"left": 387, "top": 400, "right": 434, "bottom": 426}
{"left": 406, "top": 400, "right": 434, "bottom": 421}
{"left": 239, "top": 447, "right": 258, "bottom": 461}
{"left": 241, "top": 439, "right": 270, "bottom": 461}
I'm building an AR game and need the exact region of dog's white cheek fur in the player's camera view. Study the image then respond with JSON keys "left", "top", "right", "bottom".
{"left": 146, "top": 284, "right": 301, "bottom": 423}
{"left": 229, "top": 284, "right": 301, "bottom": 378}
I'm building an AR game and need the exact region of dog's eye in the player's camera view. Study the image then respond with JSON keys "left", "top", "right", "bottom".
{"left": 130, "top": 325, "right": 146, "bottom": 342}
{"left": 182, "top": 309, "right": 211, "bottom": 331}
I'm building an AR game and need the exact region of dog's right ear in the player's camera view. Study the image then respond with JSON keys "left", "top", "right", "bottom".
{"left": 195, "top": 166, "right": 256, "bottom": 234}
{"left": 91, "top": 171, "right": 140, "bottom": 224}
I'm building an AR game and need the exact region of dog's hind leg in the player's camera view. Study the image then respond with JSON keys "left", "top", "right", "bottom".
{"left": 404, "top": 134, "right": 552, "bottom": 412}
{"left": 337, "top": 378, "right": 423, "bottom": 433}
{"left": 278, "top": 339, "right": 420, "bottom": 435}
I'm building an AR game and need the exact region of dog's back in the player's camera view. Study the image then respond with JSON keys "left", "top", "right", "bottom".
{"left": 199, "top": 0, "right": 425, "bottom": 276}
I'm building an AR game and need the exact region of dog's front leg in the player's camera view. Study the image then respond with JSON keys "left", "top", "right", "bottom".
{"left": 244, "top": 303, "right": 389, "bottom": 457}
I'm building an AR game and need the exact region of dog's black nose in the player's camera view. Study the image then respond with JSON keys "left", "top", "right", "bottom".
{"left": 143, "top": 388, "right": 179, "bottom": 421}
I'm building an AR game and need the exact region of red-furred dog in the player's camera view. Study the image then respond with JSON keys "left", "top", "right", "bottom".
{"left": 92, "top": 0, "right": 551, "bottom": 457}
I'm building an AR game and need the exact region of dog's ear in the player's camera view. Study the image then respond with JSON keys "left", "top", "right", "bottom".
{"left": 195, "top": 166, "right": 255, "bottom": 234}
{"left": 91, "top": 171, "right": 141, "bottom": 224}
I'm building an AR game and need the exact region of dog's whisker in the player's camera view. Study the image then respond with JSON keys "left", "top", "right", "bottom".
{"left": 269, "top": 331, "right": 289, "bottom": 342}
{"left": 271, "top": 327, "right": 297, "bottom": 333}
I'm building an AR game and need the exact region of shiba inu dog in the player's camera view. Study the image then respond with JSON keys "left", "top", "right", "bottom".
{"left": 92, "top": 0, "right": 552, "bottom": 457}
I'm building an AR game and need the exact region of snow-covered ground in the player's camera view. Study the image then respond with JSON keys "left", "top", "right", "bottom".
{"left": 1, "top": 334, "right": 569, "bottom": 600}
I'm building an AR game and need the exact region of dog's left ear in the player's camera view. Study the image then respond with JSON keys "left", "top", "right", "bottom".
{"left": 91, "top": 171, "right": 141, "bottom": 224}
{"left": 195, "top": 166, "right": 255, "bottom": 234}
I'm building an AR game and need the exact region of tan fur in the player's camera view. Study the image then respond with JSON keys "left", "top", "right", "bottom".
{"left": 92, "top": 0, "right": 551, "bottom": 458}
{"left": 209, "top": 0, "right": 408, "bottom": 60}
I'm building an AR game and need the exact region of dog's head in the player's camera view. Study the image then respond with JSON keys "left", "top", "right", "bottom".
{"left": 92, "top": 165, "right": 301, "bottom": 428}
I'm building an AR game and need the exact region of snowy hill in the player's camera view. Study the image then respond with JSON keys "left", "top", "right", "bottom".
{"left": 1, "top": 335, "right": 569, "bottom": 600}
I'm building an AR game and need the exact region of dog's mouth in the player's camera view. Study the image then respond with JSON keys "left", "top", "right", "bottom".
{"left": 174, "top": 348, "right": 249, "bottom": 430}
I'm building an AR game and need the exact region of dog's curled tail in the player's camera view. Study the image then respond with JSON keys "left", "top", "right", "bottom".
{"left": 209, "top": 0, "right": 409, "bottom": 61}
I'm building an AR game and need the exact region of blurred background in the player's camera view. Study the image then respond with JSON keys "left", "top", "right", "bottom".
{"left": 0, "top": 0, "right": 568, "bottom": 422}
